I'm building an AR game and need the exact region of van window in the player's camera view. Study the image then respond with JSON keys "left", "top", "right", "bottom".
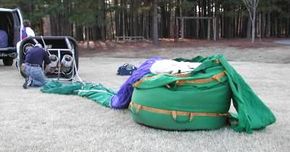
{"left": 0, "top": 12, "right": 14, "bottom": 47}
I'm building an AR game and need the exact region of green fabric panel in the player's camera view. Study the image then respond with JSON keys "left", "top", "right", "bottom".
{"left": 175, "top": 54, "right": 276, "bottom": 132}
{"left": 217, "top": 55, "right": 276, "bottom": 133}
{"left": 41, "top": 80, "right": 82, "bottom": 95}
{"left": 77, "top": 83, "right": 115, "bottom": 107}
{"left": 41, "top": 81, "right": 115, "bottom": 107}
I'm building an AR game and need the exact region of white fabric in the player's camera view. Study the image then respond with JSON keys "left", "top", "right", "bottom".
{"left": 25, "top": 27, "right": 35, "bottom": 37}
{"left": 34, "top": 43, "right": 42, "bottom": 48}
{"left": 150, "top": 59, "right": 201, "bottom": 74}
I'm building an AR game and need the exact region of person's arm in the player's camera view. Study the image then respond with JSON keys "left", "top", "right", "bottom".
{"left": 24, "top": 51, "right": 31, "bottom": 63}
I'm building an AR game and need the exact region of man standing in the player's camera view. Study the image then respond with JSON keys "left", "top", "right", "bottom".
{"left": 22, "top": 43, "right": 51, "bottom": 89}
{"left": 22, "top": 20, "right": 35, "bottom": 39}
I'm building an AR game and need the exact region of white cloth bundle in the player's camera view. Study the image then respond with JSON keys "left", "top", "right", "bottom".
{"left": 150, "top": 59, "right": 201, "bottom": 74}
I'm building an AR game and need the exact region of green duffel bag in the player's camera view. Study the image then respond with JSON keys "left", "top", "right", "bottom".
{"left": 130, "top": 60, "right": 232, "bottom": 130}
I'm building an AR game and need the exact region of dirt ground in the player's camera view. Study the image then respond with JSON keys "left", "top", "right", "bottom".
{"left": 78, "top": 38, "right": 290, "bottom": 63}
{"left": 0, "top": 39, "right": 290, "bottom": 151}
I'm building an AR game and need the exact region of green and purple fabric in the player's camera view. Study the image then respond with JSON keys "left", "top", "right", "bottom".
{"left": 111, "top": 57, "right": 161, "bottom": 108}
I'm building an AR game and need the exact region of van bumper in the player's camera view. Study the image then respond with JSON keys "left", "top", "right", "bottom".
{"left": 0, "top": 47, "right": 17, "bottom": 58}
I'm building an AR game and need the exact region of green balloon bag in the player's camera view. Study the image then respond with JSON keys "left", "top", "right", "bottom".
{"left": 129, "top": 55, "right": 276, "bottom": 133}
{"left": 130, "top": 57, "right": 232, "bottom": 130}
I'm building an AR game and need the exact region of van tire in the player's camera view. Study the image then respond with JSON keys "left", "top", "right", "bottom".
{"left": 3, "top": 57, "right": 13, "bottom": 66}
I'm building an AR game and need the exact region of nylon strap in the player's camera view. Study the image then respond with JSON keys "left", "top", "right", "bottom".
{"left": 129, "top": 102, "right": 229, "bottom": 121}
{"left": 176, "top": 71, "right": 225, "bottom": 85}
{"left": 133, "top": 71, "right": 225, "bottom": 87}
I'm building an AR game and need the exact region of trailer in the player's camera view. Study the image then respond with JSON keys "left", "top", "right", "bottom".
{"left": 17, "top": 36, "right": 79, "bottom": 81}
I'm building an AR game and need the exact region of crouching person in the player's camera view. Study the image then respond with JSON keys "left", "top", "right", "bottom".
{"left": 22, "top": 44, "right": 51, "bottom": 89}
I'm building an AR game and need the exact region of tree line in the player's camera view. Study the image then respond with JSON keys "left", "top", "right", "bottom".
{"left": 1, "top": 0, "right": 290, "bottom": 43}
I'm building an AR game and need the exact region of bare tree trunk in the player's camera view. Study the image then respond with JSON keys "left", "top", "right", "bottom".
{"left": 247, "top": 17, "right": 251, "bottom": 38}
{"left": 143, "top": 14, "right": 146, "bottom": 38}
{"left": 152, "top": 0, "right": 159, "bottom": 45}
{"left": 262, "top": 12, "right": 266, "bottom": 37}
{"left": 110, "top": 8, "right": 114, "bottom": 39}
{"left": 274, "top": 17, "right": 278, "bottom": 36}
{"left": 266, "top": 12, "right": 271, "bottom": 37}
{"left": 242, "top": 0, "right": 259, "bottom": 43}
{"left": 42, "top": 15, "right": 51, "bottom": 36}
{"left": 251, "top": 5, "right": 256, "bottom": 43}
{"left": 122, "top": 0, "right": 126, "bottom": 39}
{"left": 258, "top": 12, "right": 262, "bottom": 40}
{"left": 102, "top": 1, "right": 106, "bottom": 40}
{"left": 170, "top": 0, "right": 175, "bottom": 38}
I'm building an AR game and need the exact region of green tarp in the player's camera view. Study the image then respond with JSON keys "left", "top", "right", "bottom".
{"left": 175, "top": 55, "right": 276, "bottom": 133}
{"left": 41, "top": 54, "right": 276, "bottom": 133}
{"left": 41, "top": 81, "right": 114, "bottom": 107}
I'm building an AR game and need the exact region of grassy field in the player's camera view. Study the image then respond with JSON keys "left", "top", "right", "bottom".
{"left": 0, "top": 44, "right": 289, "bottom": 151}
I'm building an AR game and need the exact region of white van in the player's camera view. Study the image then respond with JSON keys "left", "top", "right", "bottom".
{"left": 0, "top": 8, "right": 23, "bottom": 66}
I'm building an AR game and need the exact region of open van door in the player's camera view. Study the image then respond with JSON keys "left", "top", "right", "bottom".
{"left": 12, "top": 9, "right": 23, "bottom": 44}
{"left": 0, "top": 8, "right": 23, "bottom": 66}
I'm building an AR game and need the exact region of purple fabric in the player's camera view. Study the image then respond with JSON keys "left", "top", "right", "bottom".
{"left": 22, "top": 28, "right": 28, "bottom": 39}
{"left": 111, "top": 57, "right": 162, "bottom": 109}
{"left": 0, "top": 30, "right": 8, "bottom": 48}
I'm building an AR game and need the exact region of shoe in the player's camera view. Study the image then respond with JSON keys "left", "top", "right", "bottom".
{"left": 23, "top": 78, "right": 31, "bottom": 89}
